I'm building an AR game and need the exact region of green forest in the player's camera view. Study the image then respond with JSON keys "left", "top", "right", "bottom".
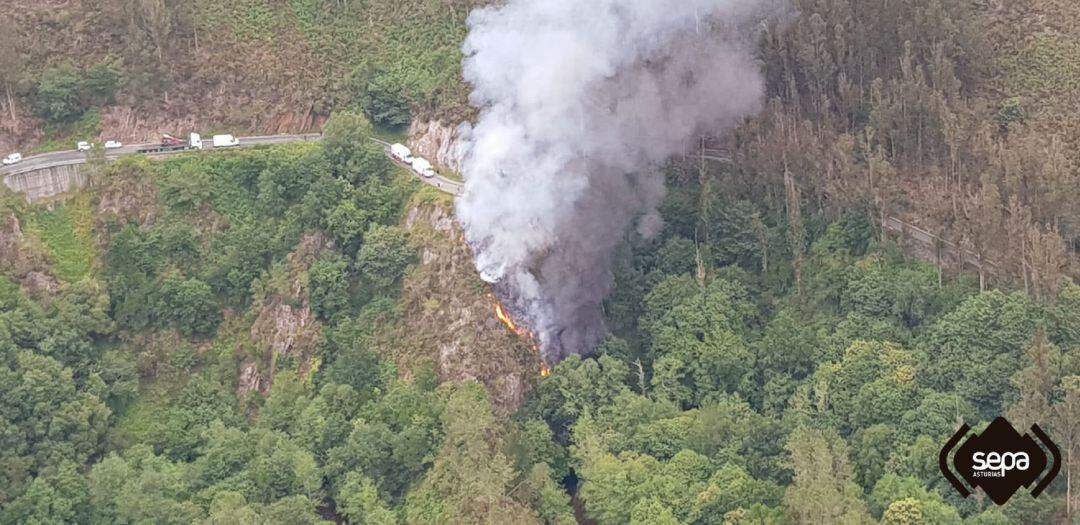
{"left": 4, "top": 0, "right": 1080, "bottom": 524}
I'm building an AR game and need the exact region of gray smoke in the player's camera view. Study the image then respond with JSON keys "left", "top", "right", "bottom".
{"left": 456, "top": 0, "right": 774, "bottom": 361}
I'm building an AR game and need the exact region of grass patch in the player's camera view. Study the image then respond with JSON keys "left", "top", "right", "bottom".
{"left": 27, "top": 194, "right": 98, "bottom": 282}
{"left": 113, "top": 381, "right": 184, "bottom": 446}
{"left": 409, "top": 183, "right": 454, "bottom": 209}
{"left": 196, "top": 0, "right": 281, "bottom": 41}
{"left": 437, "top": 169, "right": 463, "bottom": 183}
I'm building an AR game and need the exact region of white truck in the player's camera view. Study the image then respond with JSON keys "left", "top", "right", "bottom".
{"left": 137, "top": 133, "right": 203, "bottom": 154}
{"left": 2, "top": 152, "right": 21, "bottom": 166}
{"left": 411, "top": 157, "right": 436, "bottom": 178}
{"left": 212, "top": 134, "right": 240, "bottom": 148}
{"left": 390, "top": 143, "right": 413, "bottom": 163}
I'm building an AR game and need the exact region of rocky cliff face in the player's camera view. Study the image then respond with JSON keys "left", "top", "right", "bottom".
{"left": 240, "top": 233, "right": 331, "bottom": 400}
{"left": 394, "top": 197, "right": 539, "bottom": 412}
{"left": 0, "top": 209, "right": 58, "bottom": 295}
{"left": 408, "top": 120, "right": 464, "bottom": 172}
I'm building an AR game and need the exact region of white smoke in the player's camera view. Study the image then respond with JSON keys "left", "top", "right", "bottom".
{"left": 457, "top": 0, "right": 776, "bottom": 361}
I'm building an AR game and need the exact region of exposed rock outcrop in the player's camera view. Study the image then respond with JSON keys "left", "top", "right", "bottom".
{"left": 0, "top": 210, "right": 59, "bottom": 295}
{"left": 397, "top": 202, "right": 539, "bottom": 412}
{"left": 408, "top": 120, "right": 464, "bottom": 172}
{"left": 241, "top": 232, "right": 332, "bottom": 400}
{"left": 94, "top": 161, "right": 160, "bottom": 226}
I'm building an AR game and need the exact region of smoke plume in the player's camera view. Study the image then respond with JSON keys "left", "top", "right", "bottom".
{"left": 457, "top": 0, "right": 774, "bottom": 361}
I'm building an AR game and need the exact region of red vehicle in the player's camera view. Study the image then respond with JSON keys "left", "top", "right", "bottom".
{"left": 137, "top": 133, "right": 203, "bottom": 154}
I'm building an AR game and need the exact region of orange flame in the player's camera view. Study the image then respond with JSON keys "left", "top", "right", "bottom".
{"left": 493, "top": 301, "right": 550, "bottom": 379}
{"left": 495, "top": 303, "right": 518, "bottom": 333}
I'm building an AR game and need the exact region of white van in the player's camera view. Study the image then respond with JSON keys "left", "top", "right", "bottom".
{"left": 390, "top": 143, "right": 413, "bottom": 163}
{"left": 212, "top": 134, "right": 240, "bottom": 148}
{"left": 411, "top": 157, "right": 436, "bottom": 178}
{"left": 2, "top": 152, "right": 22, "bottom": 165}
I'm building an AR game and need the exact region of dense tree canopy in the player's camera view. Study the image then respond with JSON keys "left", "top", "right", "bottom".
{"left": 5, "top": 0, "right": 1080, "bottom": 524}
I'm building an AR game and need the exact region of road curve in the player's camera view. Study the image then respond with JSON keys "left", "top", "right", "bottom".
{"left": 2, "top": 133, "right": 462, "bottom": 197}
{"left": 369, "top": 137, "right": 462, "bottom": 196}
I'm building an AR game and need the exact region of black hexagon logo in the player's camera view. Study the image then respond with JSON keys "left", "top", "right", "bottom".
{"left": 940, "top": 417, "right": 1061, "bottom": 505}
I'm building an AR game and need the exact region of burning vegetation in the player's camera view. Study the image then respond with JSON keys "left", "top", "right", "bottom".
{"left": 456, "top": 0, "right": 770, "bottom": 362}
{"left": 492, "top": 297, "right": 551, "bottom": 378}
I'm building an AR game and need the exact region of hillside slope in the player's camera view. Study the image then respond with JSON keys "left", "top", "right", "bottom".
{"left": 0, "top": 113, "right": 574, "bottom": 523}
{"left": 0, "top": 0, "right": 477, "bottom": 151}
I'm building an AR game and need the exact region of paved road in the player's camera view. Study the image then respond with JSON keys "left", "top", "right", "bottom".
{"left": 369, "top": 138, "right": 462, "bottom": 195}
{"left": 0, "top": 133, "right": 324, "bottom": 177}
{"left": 1, "top": 133, "right": 463, "bottom": 196}
{"left": 883, "top": 216, "right": 997, "bottom": 272}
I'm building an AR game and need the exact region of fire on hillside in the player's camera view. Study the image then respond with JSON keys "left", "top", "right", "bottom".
{"left": 492, "top": 298, "right": 551, "bottom": 378}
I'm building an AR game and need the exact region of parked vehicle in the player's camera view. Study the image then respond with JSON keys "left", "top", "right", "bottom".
{"left": 411, "top": 157, "right": 436, "bottom": 178}
{"left": 212, "top": 134, "right": 239, "bottom": 148}
{"left": 76, "top": 141, "right": 93, "bottom": 151}
{"left": 390, "top": 143, "right": 413, "bottom": 163}
{"left": 2, "top": 152, "right": 21, "bottom": 165}
{"left": 137, "top": 133, "right": 203, "bottom": 154}
{"left": 104, "top": 140, "right": 123, "bottom": 149}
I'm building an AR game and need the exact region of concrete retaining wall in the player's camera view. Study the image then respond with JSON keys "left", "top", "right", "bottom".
{"left": 3, "top": 163, "right": 89, "bottom": 202}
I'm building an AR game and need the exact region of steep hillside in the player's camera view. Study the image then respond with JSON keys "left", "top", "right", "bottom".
{"left": 991, "top": 0, "right": 1080, "bottom": 140}
{"left": 8, "top": 1, "right": 1080, "bottom": 524}
{"left": 395, "top": 189, "right": 542, "bottom": 411}
{"left": 717, "top": 0, "right": 1080, "bottom": 302}
{"left": 0, "top": 0, "right": 477, "bottom": 151}
{"left": 0, "top": 112, "right": 576, "bottom": 523}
